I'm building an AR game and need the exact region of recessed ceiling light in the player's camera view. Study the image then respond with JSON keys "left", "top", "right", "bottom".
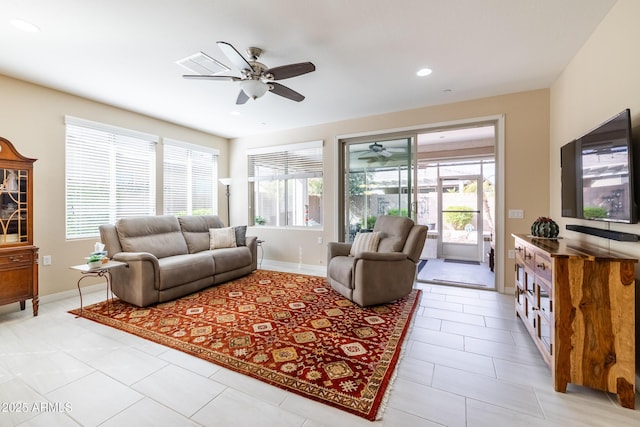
{"left": 416, "top": 68, "right": 432, "bottom": 77}
{"left": 230, "top": 111, "right": 240, "bottom": 116}
{"left": 10, "top": 18, "right": 40, "bottom": 33}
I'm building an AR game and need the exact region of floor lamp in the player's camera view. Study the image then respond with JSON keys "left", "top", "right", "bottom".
{"left": 219, "top": 178, "right": 232, "bottom": 225}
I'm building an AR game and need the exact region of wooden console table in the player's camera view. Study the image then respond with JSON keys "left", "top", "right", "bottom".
{"left": 513, "top": 234, "right": 636, "bottom": 409}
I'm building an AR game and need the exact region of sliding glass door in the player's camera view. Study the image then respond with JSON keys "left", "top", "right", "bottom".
{"left": 338, "top": 122, "right": 498, "bottom": 289}
{"left": 342, "top": 138, "right": 413, "bottom": 241}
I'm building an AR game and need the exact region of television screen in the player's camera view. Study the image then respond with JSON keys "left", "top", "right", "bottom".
{"left": 561, "top": 109, "right": 636, "bottom": 223}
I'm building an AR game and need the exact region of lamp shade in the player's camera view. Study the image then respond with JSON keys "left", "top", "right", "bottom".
{"left": 219, "top": 177, "right": 232, "bottom": 186}
{"left": 240, "top": 79, "right": 268, "bottom": 100}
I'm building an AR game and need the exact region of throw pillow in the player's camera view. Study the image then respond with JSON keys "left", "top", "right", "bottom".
{"left": 209, "top": 227, "right": 237, "bottom": 249}
{"left": 349, "top": 231, "right": 381, "bottom": 256}
{"left": 234, "top": 225, "right": 247, "bottom": 246}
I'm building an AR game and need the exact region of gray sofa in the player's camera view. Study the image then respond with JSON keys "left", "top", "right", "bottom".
{"left": 99, "top": 215, "right": 257, "bottom": 307}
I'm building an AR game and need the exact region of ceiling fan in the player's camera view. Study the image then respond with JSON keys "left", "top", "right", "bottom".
{"left": 182, "top": 41, "right": 315, "bottom": 105}
{"left": 358, "top": 142, "right": 406, "bottom": 160}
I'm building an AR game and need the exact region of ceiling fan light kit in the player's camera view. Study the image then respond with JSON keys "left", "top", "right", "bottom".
{"left": 182, "top": 41, "right": 315, "bottom": 105}
{"left": 240, "top": 79, "right": 269, "bottom": 100}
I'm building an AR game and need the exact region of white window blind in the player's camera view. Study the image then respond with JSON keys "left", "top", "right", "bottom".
{"left": 248, "top": 141, "right": 323, "bottom": 182}
{"left": 248, "top": 141, "right": 323, "bottom": 227}
{"left": 163, "top": 139, "right": 219, "bottom": 216}
{"left": 65, "top": 116, "right": 157, "bottom": 239}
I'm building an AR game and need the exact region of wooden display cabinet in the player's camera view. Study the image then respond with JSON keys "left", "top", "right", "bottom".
{"left": 0, "top": 137, "right": 38, "bottom": 316}
{"left": 513, "top": 234, "right": 636, "bottom": 409}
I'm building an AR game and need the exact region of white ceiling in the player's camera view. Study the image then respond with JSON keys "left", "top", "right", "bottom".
{"left": 1, "top": 0, "right": 616, "bottom": 139}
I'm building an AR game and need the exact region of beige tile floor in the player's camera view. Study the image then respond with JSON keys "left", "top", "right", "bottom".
{"left": 1, "top": 261, "right": 639, "bottom": 426}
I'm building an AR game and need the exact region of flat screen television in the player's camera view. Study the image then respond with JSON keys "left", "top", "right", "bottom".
{"left": 561, "top": 109, "right": 637, "bottom": 223}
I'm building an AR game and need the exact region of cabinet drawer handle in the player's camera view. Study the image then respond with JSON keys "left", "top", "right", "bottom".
{"left": 525, "top": 253, "right": 532, "bottom": 259}
{"left": 537, "top": 263, "right": 546, "bottom": 270}
{"left": 9, "top": 256, "right": 23, "bottom": 262}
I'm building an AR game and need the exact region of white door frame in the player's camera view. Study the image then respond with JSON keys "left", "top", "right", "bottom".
{"left": 335, "top": 114, "right": 505, "bottom": 293}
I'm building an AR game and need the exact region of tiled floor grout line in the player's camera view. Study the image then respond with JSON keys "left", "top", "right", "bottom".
{"left": 1, "top": 265, "right": 639, "bottom": 426}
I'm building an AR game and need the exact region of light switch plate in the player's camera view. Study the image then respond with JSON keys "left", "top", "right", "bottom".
{"left": 508, "top": 209, "right": 524, "bottom": 219}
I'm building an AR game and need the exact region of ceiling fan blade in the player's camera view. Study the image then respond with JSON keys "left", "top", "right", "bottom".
{"left": 379, "top": 150, "right": 393, "bottom": 158}
{"left": 236, "top": 90, "right": 249, "bottom": 105}
{"left": 182, "top": 74, "right": 240, "bottom": 81}
{"left": 216, "top": 41, "right": 254, "bottom": 72}
{"left": 358, "top": 152, "right": 377, "bottom": 160}
{"left": 269, "top": 82, "right": 305, "bottom": 102}
{"left": 267, "top": 62, "right": 315, "bottom": 80}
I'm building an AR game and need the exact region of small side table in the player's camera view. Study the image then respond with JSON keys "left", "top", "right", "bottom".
{"left": 69, "top": 260, "right": 127, "bottom": 317}
{"left": 256, "top": 239, "right": 264, "bottom": 268}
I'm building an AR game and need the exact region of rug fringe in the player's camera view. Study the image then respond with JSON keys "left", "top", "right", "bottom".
{"left": 375, "top": 290, "right": 423, "bottom": 421}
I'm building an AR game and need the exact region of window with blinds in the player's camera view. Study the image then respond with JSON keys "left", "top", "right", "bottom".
{"left": 247, "top": 140, "right": 323, "bottom": 227}
{"left": 65, "top": 116, "right": 157, "bottom": 239}
{"left": 163, "top": 139, "right": 219, "bottom": 216}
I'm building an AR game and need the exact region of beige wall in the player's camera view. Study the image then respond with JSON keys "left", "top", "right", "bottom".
{"left": 0, "top": 68, "right": 551, "bottom": 300}
{"left": 549, "top": 0, "right": 640, "bottom": 374}
{"left": 231, "top": 89, "right": 550, "bottom": 291}
{"left": 0, "top": 75, "right": 229, "bottom": 298}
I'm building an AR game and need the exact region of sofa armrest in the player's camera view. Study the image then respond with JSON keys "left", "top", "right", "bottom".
{"left": 245, "top": 236, "right": 258, "bottom": 270}
{"left": 110, "top": 251, "right": 161, "bottom": 306}
{"left": 328, "top": 242, "right": 352, "bottom": 260}
{"left": 113, "top": 251, "right": 160, "bottom": 268}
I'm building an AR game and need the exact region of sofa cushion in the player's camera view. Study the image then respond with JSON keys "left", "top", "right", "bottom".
{"left": 234, "top": 225, "right": 247, "bottom": 246}
{"left": 349, "top": 231, "right": 381, "bottom": 256}
{"left": 178, "top": 215, "right": 225, "bottom": 253}
{"left": 374, "top": 215, "right": 414, "bottom": 252}
{"left": 158, "top": 252, "right": 215, "bottom": 290}
{"left": 210, "top": 247, "right": 252, "bottom": 274}
{"left": 210, "top": 227, "right": 237, "bottom": 249}
{"left": 116, "top": 215, "right": 189, "bottom": 259}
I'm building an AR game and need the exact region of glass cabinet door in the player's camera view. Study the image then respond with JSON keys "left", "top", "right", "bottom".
{"left": 0, "top": 168, "right": 28, "bottom": 244}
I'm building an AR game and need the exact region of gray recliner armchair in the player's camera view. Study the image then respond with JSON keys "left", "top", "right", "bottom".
{"left": 326, "top": 215, "right": 428, "bottom": 307}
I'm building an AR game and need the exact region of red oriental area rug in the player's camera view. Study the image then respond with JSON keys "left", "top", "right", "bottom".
{"left": 70, "top": 270, "right": 421, "bottom": 421}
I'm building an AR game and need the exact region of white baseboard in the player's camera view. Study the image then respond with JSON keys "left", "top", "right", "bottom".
{"left": 260, "top": 259, "right": 327, "bottom": 276}
{"left": 0, "top": 282, "right": 106, "bottom": 316}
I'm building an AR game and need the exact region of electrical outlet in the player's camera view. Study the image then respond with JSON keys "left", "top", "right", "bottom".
{"left": 43, "top": 255, "right": 52, "bottom": 265}
{"left": 317, "top": 237, "right": 323, "bottom": 244}
{"left": 508, "top": 250, "right": 515, "bottom": 259}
